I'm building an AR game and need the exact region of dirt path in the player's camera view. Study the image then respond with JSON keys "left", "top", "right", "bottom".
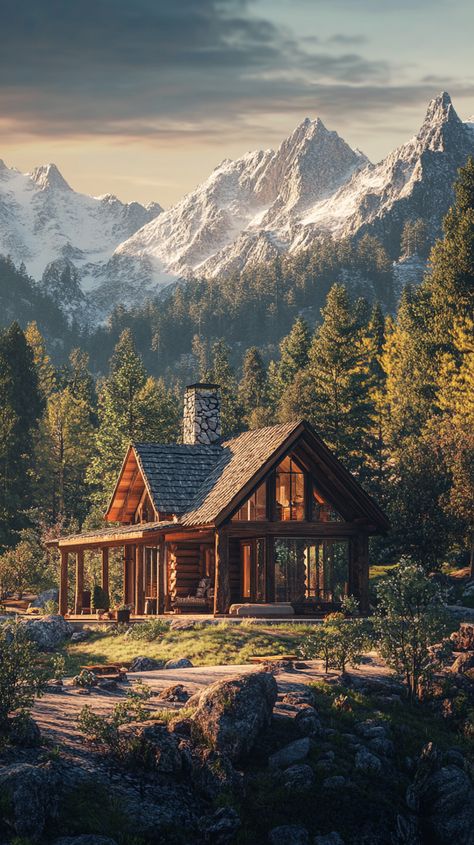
{"left": 33, "top": 653, "right": 390, "bottom": 765}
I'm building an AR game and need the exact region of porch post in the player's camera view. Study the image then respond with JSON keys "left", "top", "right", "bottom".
{"left": 59, "top": 549, "right": 68, "bottom": 616}
{"left": 135, "top": 544, "right": 145, "bottom": 615}
{"left": 157, "top": 539, "right": 165, "bottom": 615}
{"left": 74, "top": 549, "right": 84, "bottom": 614}
{"left": 214, "top": 527, "right": 230, "bottom": 615}
{"left": 101, "top": 547, "right": 109, "bottom": 598}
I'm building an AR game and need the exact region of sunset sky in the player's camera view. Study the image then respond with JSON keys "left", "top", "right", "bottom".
{"left": 1, "top": 0, "right": 473, "bottom": 207}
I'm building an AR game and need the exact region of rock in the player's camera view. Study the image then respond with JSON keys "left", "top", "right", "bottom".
{"left": 454, "top": 623, "right": 474, "bottom": 650}
{"left": 314, "top": 834, "right": 345, "bottom": 845}
{"left": 29, "top": 588, "right": 59, "bottom": 608}
{"left": 97, "top": 679, "right": 117, "bottom": 691}
{"left": 355, "top": 720, "right": 389, "bottom": 740}
{"left": 168, "top": 716, "right": 193, "bottom": 738}
{"left": 450, "top": 652, "right": 474, "bottom": 674}
{"left": 187, "top": 691, "right": 203, "bottom": 708}
{"left": 190, "top": 747, "right": 243, "bottom": 800}
{"left": 159, "top": 683, "right": 190, "bottom": 702}
{"left": 170, "top": 619, "right": 197, "bottom": 631}
{"left": 0, "top": 762, "right": 60, "bottom": 840}
{"left": 322, "top": 776, "right": 347, "bottom": 789}
{"left": 282, "top": 763, "right": 315, "bottom": 791}
{"left": 355, "top": 748, "right": 382, "bottom": 773}
{"left": 294, "top": 705, "right": 322, "bottom": 737}
{"left": 269, "top": 824, "right": 309, "bottom": 845}
{"left": 128, "top": 655, "right": 163, "bottom": 672}
{"left": 269, "top": 737, "right": 310, "bottom": 769}
{"left": 165, "top": 657, "right": 194, "bottom": 669}
{"left": 192, "top": 671, "right": 277, "bottom": 762}
{"left": 71, "top": 630, "right": 90, "bottom": 642}
{"left": 368, "top": 737, "right": 395, "bottom": 757}
{"left": 53, "top": 838, "right": 118, "bottom": 845}
{"left": 411, "top": 744, "right": 474, "bottom": 844}
{"left": 21, "top": 614, "right": 73, "bottom": 650}
{"left": 117, "top": 720, "right": 182, "bottom": 774}
{"left": 199, "top": 807, "right": 241, "bottom": 844}
{"left": 281, "top": 690, "right": 315, "bottom": 707}
{"left": 8, "top": 713, "right": 41, "bottom": 747}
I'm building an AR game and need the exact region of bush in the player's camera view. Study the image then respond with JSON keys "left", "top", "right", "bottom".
{"left": 374, "top": 557, "right": 450, "bottom": 701}
{"left": 91, "top": 584, "right": 110, "bottom": 612}
{"left": 126, "top": 619, "right": 170, "bottom": 641}
{"left": 78, "top": 680, "right": 153, "bottom": 756}
{"left": 0, "top": 622, "right": 47, "bottom": 731}
{"left": 298, "top": 602, "right": 372, "bottom": 672}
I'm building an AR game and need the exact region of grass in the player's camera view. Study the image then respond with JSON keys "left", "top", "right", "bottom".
{"left": 61, "top": 621, "right": 315, "bottom": 676}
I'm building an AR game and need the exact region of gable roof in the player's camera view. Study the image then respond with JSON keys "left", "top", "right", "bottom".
{"left": 106, "top": 419, "right": 389, "bottom": 532}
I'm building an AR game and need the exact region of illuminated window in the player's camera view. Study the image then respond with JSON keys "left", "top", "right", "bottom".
{"left": 232, "top": 482, "right": 266, "bottom": 521}
{"left": 242, "top": 543, "right": 252, "bottom": 598}
{"left": 311, "top": 484, "right": 343, "bottom": 522}
{"left": 275, "top": 456, "right": 305, "bottom": 521}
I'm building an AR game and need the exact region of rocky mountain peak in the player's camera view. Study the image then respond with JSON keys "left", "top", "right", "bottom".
{"left": 30, "top": 163, "right": 72, "bottom": 192}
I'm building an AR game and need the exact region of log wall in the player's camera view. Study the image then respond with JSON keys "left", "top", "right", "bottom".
{"left": 168, "top": 542, "right": 203, "bottom": 600}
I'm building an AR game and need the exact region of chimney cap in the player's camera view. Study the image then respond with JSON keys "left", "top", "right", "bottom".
{"left": 185, "top": 382, "right": 220, "bottom": 391}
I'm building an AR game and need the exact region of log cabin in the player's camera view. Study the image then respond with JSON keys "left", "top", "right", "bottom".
{"left": 52, "top": 383, "right": 389, "bottom": 618}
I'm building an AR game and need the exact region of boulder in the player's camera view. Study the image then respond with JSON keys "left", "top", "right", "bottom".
{"left": 0, "top": 762, "right": 60, "bottom": 840}
{"left": 21, "top": 614, "right": 73, "bottom": 650}
{"left": 159, "top": 683, "right": 190, "bottom": 702}
{"left": 455, "top": 622, "right": 474, "bottom": 650}
{"left": 29, "top": 588, "right": 59, "bottom": 608}
{"left": 70, "top": 630, "right": 90, "bottom": 643}
{"left": 192, "top": 671, "right": 277, "bottom": 761}
{"left": 269, "top": 737, "right": 310, "bottom": 769}
{"left": 53, "top": 839, "right": 118, "bottom": 845}
{"left": 294, "top": 705, "right": 322, "bottom": 737}
{"left": 8, "top": 713, "right": 41, "bottom": 747}
{"left": 282, "top": 763, "right": 315, "bottom": 791}
{"left": 190, "top": 747, "right": 243, "bottom": 800}
{"left": 367, "top": 737, "right": 395, "bottom": 758}
{"left": 268, "top": 825, "right": 309, "bottom": 845}
{"left": 164, "top": 657, "right": 194, "bottom": 669}
{"left": 322, "top": 776, "right": 347, "bottom": 789}
{"left": 117, "top": 720, "right": 182, "bottom": 774}
{"left": 128, "top": 656, "right": 163, "bottom": 672}
{"left": 355, "top": 748, "right": 382, "bottom": 773}
{"left": 314, "top": 834, "right": 345, "bottom": 845}
{"left": 281, "top": 690, "right": 315, "bottom": 707}
{"left": 199, "top": 807, "right": 241, "bottom": 844}
{"left": 410, "top": 744, "right": 474, "bottom": 845}
{"left": 450, "top": 652, "right": 474, "bottom": 674}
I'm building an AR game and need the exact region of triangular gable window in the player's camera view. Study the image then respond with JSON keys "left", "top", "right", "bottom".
{"left": 232, "top": 481, "right": 266, "bottom": 521}
{"left": 311, "top": 483, "right": 343, "bottom": 522}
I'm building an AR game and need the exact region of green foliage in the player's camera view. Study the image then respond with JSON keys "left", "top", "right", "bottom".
{"left": 0, "top": 622, "right": 46, "bottom": 730}
{"left": 126, "top": 618, "right": 170, "bottom": 641}
{"left": 374, "top": 558, "right": 450, "bottom": 701}
{"left": 77, "top": 681, "right": 152, "bottom": 756}
{"left": 298, "top": 603, "right": 371, "bottom": 673}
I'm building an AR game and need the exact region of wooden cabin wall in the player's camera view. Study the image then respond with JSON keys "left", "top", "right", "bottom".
{"left": 168, "top": 543, "right": 202, "bottom": 600}
{"left": 229, "top": 538, "right": 241, "bottom": 603}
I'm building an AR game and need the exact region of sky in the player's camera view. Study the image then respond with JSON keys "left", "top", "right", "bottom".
{"left": 1, "top": 0, "right": 473, "bottom": 207}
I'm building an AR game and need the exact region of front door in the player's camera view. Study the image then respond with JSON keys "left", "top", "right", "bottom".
{"left": 241, "top": 539, "right": 266, "bottom": 602}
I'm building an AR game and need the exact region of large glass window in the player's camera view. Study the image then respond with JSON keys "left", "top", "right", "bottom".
{"left": 311, "top": 484, "right": 343, "bottom": 523}
{"left": 242, "top": 543, "right": 252, "bottom": 598}
{"left": 275, "top": 457, "right": 305, "bottom": 521}
{"left": 274, "top": 538, "right": 348, "bottom": 603}
{"left": 232, "top": 482, "right": 266, "bottom": 521}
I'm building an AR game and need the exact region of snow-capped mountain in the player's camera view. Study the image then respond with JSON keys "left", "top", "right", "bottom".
{"left": 110, "top": 92, "right": 474, "bottom": 291}
{"left": 1, "top": 92, "right": 473, "bottom": 323}
{"left": 0, "top": 159, "right": 162, "bottom": 291}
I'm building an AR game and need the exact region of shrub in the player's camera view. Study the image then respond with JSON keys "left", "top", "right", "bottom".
{"left": 78, "top": 681, "right": 153, "bottom": 756}
{"left": 126, "top": 619, "right": 170, "bottom": 641}
{"left": 91, "top": 584, "right": 110, "bottom": 612}
{"left": 0, "top": 622, "right": 47, "bottom": 731}
{"left": 298, "top": 599, "right": 372, "bottom": 672}
{"left": 374, "top": 557, "right": 450, "bottom": 701}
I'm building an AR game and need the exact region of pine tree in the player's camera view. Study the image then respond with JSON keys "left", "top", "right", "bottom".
{"left": 277, "top": 317, "right": 311, "bottom": 398}
{"left": 0, "top": 323, "right": 43, "bottom": 548}
{"left": 299, "top": 285, "right": 374, "bottom": 478}
{"left": 238, "top": 347, "right": 270, "bottom": 429}
{"left": 206, "top": 339, "right": 242, "bottom": 436}
{"left": 25, "top": 322, "right": 56, "bottom": 400}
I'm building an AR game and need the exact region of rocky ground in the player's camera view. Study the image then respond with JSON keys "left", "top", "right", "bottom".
{"left": 1, "top": 617, "right": 474, "bottom": 845}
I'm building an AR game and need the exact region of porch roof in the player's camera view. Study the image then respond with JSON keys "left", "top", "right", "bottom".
{"left": 51, "top": 520, "right": 177, "bottom": 549}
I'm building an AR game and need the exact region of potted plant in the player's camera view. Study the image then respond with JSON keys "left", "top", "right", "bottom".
{"left": 116, "top": 604, "right": 131, "bottom": 623}
{"left": 92, "top": 584, "right": 110, "bottom": 618}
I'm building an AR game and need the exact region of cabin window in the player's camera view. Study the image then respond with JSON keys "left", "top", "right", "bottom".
{"left": 311, "top": 484, "right": 343, "bottom": 522}
{"left": 274, "top": 538, "right": 348, "bottom": 603}
{"left": 232, "top": 482, "right": 267, "bottom": 521}
{"left": 275, "top": 456, "right": 305, "bottom": 520}
{"left": 242, "top": 543, "right": 252, "bottom": 598}
{"left": 134, "top": 491, "right": 154, "bottom": 524}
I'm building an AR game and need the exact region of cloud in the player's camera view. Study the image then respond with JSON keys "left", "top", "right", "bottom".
{"left": 0, "top": 0, "right": 465, "bottom": 144}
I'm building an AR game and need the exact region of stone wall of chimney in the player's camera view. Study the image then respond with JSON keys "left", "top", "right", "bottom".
{"left": 183, "top": 383, "right": 221, "bottom": 445}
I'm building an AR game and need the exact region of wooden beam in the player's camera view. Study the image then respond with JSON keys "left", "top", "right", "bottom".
{"left": 101, "top": 547, "right": 109, "bottom": 597}
{"left": 214, "top": 528, "right": 230, "bottom": 615}
{"left": 135, "top": 544, "right": 145, "bottom": 615}
{"left": 59, "top": 549, "right": 68, "bottom": 616}
{"left": 74, "top": 549, "right": 84, "bottom": 614}
{"left": 157, "top": 539, "right": 165, "bottom": 615}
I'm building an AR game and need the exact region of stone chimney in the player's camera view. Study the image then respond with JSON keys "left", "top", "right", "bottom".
{"left": 183, "top": 383, "right": 221, "bottom": 445}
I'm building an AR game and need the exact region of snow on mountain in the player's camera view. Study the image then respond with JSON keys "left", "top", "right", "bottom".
{"left": 107, "top": 92, "right": 474, "bottom": 293}
{"left": 0, "top": 160, "right": 162, "bottom": 293}
{"left": 1, "top": 91, "right": 473, "bottom": 324}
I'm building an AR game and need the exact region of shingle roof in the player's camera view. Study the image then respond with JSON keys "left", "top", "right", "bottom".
{"left": 133, "top": 443, "right": 222, "bottom": 515}
{"left": 180, "top": 421, "right": 302, "bottom": 526}
{"left": 54, "top": 520, "right": 177, "bottom": 548}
